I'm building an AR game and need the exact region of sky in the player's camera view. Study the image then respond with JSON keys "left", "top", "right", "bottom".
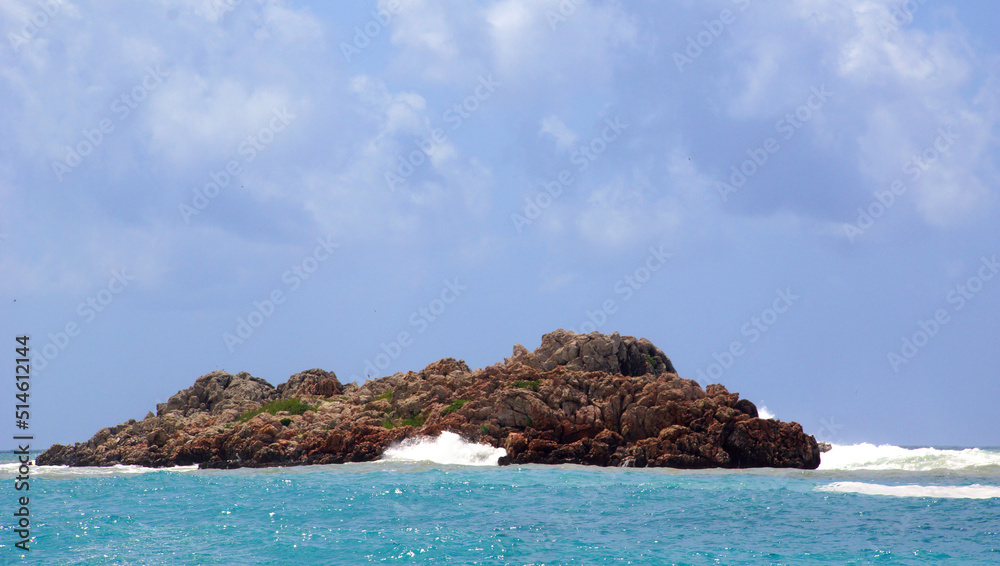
{"left": 1, "top": 0, "right": 998, "bottom": 450}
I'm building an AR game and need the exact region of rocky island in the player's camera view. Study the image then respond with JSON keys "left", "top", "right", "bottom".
{"left": 37, "top": 330, "right": 822, "bottom": 469}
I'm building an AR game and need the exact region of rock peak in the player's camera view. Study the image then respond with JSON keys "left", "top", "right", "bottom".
{"left": 505, "top": 329, "right": 676, "bottom": 376}
{"left": 156, "top": 370, "right": 276, "bottom": 417}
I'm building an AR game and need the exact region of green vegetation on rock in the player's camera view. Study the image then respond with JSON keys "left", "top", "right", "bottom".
{"left": 236, "top": 398, "right": 315, "bottom": 423}
{"left": 441, "top": 399, "right": 469, "bottom": 416}
{"left": 382, "top": 411, "right": 426, "bottom": 428}
{"left": 512, "top": 380, "right": 541, "bottom": 391}
{"left": 400, "top": 414, "right": 426, "bottom": 427}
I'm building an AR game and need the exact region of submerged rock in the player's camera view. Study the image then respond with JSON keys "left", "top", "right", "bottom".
{"left": 37, "top": 330, "right": 821, "bottom": 470}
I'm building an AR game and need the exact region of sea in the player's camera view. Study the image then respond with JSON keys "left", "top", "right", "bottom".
{"left": 1, "top": 434, "right": 998, "bottom": 565}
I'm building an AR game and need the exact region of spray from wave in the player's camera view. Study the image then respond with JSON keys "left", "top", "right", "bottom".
{"left": 757, "top": 405, "right": 775, "bottom": 420}
{"left": 380, "top": 431, "right": 507, "bottom": 466}
{"left": 818, "top": 443, "right": 1000, "bottom": 472}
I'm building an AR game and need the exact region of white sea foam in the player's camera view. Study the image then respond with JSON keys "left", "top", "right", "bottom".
{"left": 817, "top": 481, "right": 1000, "bottom": 499}
{"left": 818, "top": 443, "right": 1000, "bottom": 472}
{"left": 380, "top": 431, "right": 507, "bottom": 466}
{"left": 757, "top": 405, "right": 775, "bottom": 420}
{"left": 0, "top": 462, "right": 199, "bottom": 479}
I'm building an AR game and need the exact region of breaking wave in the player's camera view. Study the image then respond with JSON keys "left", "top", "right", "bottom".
{"left": 818, "top": 443, "right": 1000, "bottom": 472}
{"left": 815, "top": 444, "right": 1000, "bottom": 499}
{"left": 0, "top": 462, "right": 199, "bottom": 479}
{"left": 816, "top": 481, "right": 1000, "bottom": 499}
{"left": 380, "top": 431, "right": 507, "bottom": 466}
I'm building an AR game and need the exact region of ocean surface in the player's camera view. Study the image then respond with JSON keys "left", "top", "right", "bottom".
{"left": 1, "top": 435, "right": 998, "bottom": 565}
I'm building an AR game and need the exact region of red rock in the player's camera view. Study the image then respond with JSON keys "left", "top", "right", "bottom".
{"left": 37, "top": 330, "right": 821, "bottom": 470}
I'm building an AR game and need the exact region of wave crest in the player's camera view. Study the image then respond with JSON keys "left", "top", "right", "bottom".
{"left": 818, "top": 443, "right": 1000, "bottom": 472}
{"left": 0, "top": 462, "right": 199, "bottom": 479}
{"left": 817, "top": 481, "right": 1000, "bottom": 499}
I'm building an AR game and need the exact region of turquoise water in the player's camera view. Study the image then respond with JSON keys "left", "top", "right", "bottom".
{"left": 1, "top": 444, "right": 999, "bottom": 565}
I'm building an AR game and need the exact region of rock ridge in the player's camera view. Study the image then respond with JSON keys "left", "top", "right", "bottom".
{"left": 37, "top": 330, "right": 821, "bottom": 470}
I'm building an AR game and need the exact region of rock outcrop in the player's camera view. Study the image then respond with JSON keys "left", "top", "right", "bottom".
{"left": 504, "top": 330, "right": 675, "bottom": 376}
{"left": 37, "top": 330, "right": 821, "bottom": 470}
{"left": 155, "top": 371, "right": 277, "bottom": 417}
{"left": 276, "top": 368, "right": 346, "bottom": 399}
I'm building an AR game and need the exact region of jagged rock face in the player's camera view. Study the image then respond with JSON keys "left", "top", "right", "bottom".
{"left": 720, "top": 418, "right": 821, "bottom": 469}
{"left": 37, "top": 330, "right": 820, "bottom": 470}
{"left": 276, "top": 369, "right": 344, "bottom": 399}
{"left": 505, "top": 329, "right": 676, "bottom": 376}
{"left": 419, "top": 357, "right": 471, "bottom": 377}
{"left": 156, "top": 371, "right": 277, "bottom": 417}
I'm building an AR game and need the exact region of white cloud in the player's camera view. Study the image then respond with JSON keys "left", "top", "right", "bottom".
{"left": 485, "top": 0, "right": 639, "bottom": 87}
{"left": 295, "top": 75, "right": 494, "bottom": 242}
{"left": 3, "top": 0, "right": 999, "bottom": 300}
{"left": 385, "top": 0, "right": 485, "bottom": 82}
{"left": 726, "top": 37, "right": 785, "bottom": 119}
{"left": 704, "top": 0, "right": 998, "bottom": 228}
{"left": 576, "top": 175, "right": 682, "bottom": 251}
{"left": 148, "top": 74, "right": 295, "bottom": 166}
{"left": 350, "top": 75, "right": 428, "bottom": 134}
{"left": 539, "top": 115, "right": 577, "bottom": 150}
{"left": 261, "top": 2, "right": 324, "bottom": 43}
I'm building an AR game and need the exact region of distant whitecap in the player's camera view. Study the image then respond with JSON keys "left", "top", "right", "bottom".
{"left": 817, "top": 481, "right": 1000, "bottom": 499}
{"left": 0, "top": 462, "right": 199, "bottom": 479}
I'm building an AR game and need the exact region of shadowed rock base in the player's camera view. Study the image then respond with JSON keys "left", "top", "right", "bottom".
{"left": 37, "top": 330, "right": 821, "bottom": 470}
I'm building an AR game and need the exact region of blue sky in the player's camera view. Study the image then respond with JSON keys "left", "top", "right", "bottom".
{"left": 1, "top": 0, "right": 998, "bottom": 449}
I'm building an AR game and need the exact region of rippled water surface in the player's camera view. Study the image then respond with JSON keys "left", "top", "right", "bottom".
{"left": 1, "top": 443, "right": 998, "bottom": 565}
